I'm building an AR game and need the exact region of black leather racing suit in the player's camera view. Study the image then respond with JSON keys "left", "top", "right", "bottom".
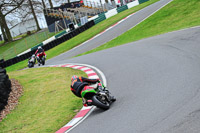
{"left": 71, "top": 77, "right": 99, "bottom": 97}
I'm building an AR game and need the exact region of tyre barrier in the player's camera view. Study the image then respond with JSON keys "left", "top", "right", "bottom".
{"left": 0, "top": 20, "right": 95, "bottom": 68}
{"left": 117, "top": 5, "right": 128, "bottom": 13}
{"left": 0, "top": 67, "right": 11, "bottom": 111}
{"left": 139, "top": 0, "right": 149, "bottom": 4}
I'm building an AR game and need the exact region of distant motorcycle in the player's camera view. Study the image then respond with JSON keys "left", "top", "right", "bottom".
{"left": 28, "top": 54, "right": 36, "bottom": 68}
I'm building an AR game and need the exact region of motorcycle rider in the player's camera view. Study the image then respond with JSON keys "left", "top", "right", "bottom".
{"left": 70, "top": 75, "right": 116, "bottom": 105}
{"left": 35, "top": 46, "right": 46, "bottom": 66}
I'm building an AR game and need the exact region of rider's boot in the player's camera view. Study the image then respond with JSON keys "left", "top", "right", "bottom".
{"left": 82, "top": 98, "right": 87, "bottom": 107}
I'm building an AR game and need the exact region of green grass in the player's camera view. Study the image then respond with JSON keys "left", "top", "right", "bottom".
{"left": 0, "top": 30, "right": 55, "bottom": 60}
{"left": 0, "top": 41, "right": 4, "bottom": 45}
{"left": 6, "top": 60, "right": 28, "bottom": 72}
{"left": 77, "top": 0, "right": 200, "bottom": 56}
{"left": 0, "top": 67, "right": 87, "bottom": 133}
{"left": 5, "top": 0, "right": 159, "bottom": 72}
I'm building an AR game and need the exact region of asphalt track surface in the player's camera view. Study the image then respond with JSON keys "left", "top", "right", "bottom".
{"left": 50, "top": 26, "right": 200, "bottom": 133}
{"left": 45, "top": 0, "right": 200, "bottom": 132}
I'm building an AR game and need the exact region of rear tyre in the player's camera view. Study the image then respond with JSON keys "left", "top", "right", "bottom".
{"left": 92, "top": 95, "right": 110, "bottom": 110}
{"left": 28, "top": 62, "right": 33, "bottom": 68}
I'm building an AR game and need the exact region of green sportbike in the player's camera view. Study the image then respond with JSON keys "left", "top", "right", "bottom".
{"left": 81, "top": 81, "right": 116, "bottom": 110}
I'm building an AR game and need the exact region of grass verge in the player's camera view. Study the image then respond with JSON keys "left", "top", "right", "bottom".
{"left": 0, "top": 30, "right": 55, "bottom": 60}
{"left": 0, "top": 41, "right": 4, "bottom": 45}
{"left": 5, "top": 0, "right": 159, "bottom": 72}
{"left": 0, "top": 67, "right": 87, "bottom": 133}
{"left": 77, "top": 0, "right": 200, "bottom": 56}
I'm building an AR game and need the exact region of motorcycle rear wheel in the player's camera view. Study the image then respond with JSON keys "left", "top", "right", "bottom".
{"left": 28, "top": 62, "right": 33, "bottom": 68}
{"left": 92, "top": 95, "right": 110, "bottom": 110}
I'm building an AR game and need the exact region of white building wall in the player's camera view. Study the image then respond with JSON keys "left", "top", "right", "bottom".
{"left": 10, "top": 19, "right": 37, "bottom": 37}
{"left": 83, "top": 0, "right": 107, "bottom": 7}
{"left": 83, "top": 0, "right": 118, "bottom": 9}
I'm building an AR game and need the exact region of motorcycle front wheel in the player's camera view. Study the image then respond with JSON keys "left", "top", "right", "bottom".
{"left": 42, "top": 57, "right": 45, "bottom": 65}
{"left": 92, "top": 95, "right": 110, "bottom": 110}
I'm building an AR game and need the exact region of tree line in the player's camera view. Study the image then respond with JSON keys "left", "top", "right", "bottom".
{"left": 0, "top": 0, "right": 55, "bottom": 43}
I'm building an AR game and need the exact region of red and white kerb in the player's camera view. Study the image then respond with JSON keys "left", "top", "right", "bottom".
{"left": 53, "top": 64, "right": 99, "bottom": 133}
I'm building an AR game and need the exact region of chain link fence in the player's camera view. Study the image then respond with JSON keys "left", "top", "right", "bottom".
{"left": 0, "top": 29, "right": 55, "bottom": 61}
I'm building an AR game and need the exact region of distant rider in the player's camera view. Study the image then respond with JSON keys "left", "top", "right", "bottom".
{"left": 35, "top": 46, "right": 46, "bottom": 66}
{"left": 70, "top": 75, "right": 116, "bottom": 105}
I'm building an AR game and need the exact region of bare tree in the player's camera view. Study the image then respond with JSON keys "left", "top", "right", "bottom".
{"left": 28, "top": 0, "right": 41, "bottom": 31}
{"left": 0, "top": 0, "right": 25, "bottom": 42}
{"left": 13, "top": 0, "right": 44, "bottom": 32}
{"left": 0, "top": 23, "right": 8, "bottom": 42}
{"left": 48, "top": 0, "right": 53, "bottom": 8}
{"left": 41, "top": 0, "right": 46, "bottom": 9}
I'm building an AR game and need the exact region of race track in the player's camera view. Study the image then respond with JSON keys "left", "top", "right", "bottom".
{"left": 45, "top": 0, "right": 200, "bottom": 132}
{"left": 50, "top": 26, "right": 200, "bottom": 133}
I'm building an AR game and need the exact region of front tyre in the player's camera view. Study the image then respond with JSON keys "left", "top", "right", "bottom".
{"left": 92, "top": 95, "right": 110, "bottom": 110}
{"left": 42, "top": 57, "right": 45, "bottom": 65}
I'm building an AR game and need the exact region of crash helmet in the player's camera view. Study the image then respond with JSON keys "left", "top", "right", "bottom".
{"left": 71, "top": 75, "right": 78, "bottom": 82}
{"left": 38, "top": 46, "right": 42, "bottom": 50}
